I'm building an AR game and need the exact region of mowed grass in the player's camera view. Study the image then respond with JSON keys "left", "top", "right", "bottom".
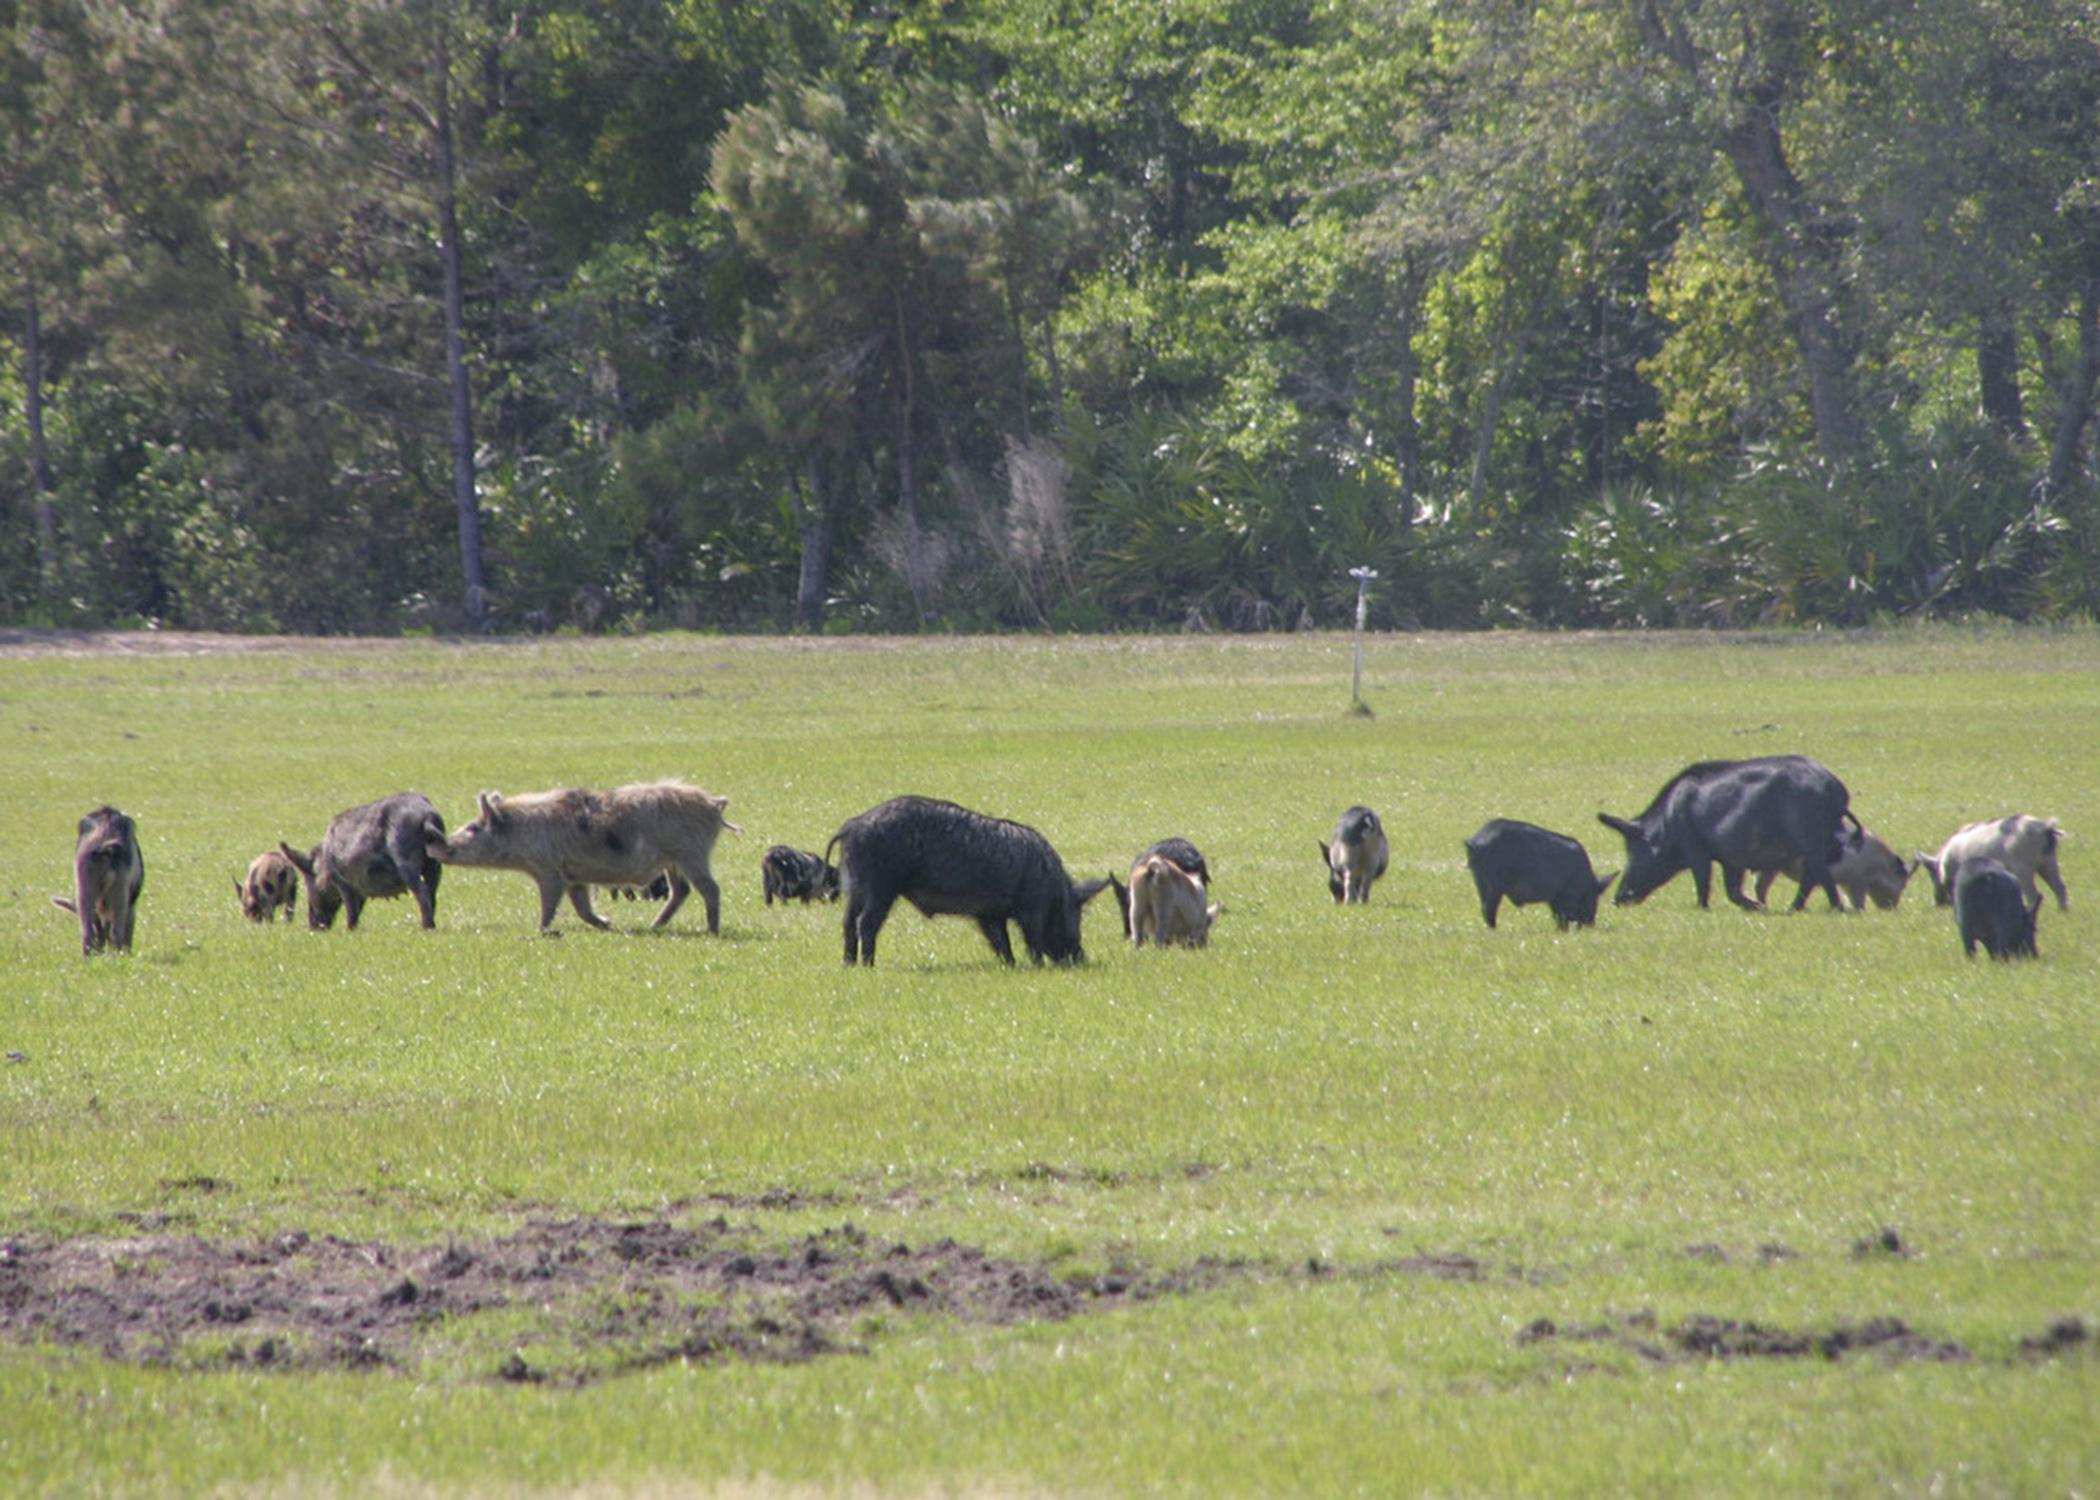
{"left": 1, "top": 625, "right": 2096, "bottom": 1497}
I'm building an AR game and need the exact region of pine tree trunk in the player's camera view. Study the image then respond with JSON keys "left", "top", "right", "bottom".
{"left": 794, "top": 455, "right": 837, "bottom": 632}
{"left": 894, "top": 289, "right": 927, "bottom": 622}
{"left": 2042, "top": 246, "right": 2100, "bottom": 503}
{"left": 1977, "top": 303, "right": 2025, "bottom": 438}
{"left": 23, "top": 275, "right": 59, "bottom": 599}
{"left": 1721, "top": 108, "right": 1861, "bottom": 466}
{"left": 434, "top": 38, "right": 489, "bottom": 631}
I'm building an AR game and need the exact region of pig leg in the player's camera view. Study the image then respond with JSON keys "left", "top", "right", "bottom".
{"left": 1752, "top": 869, "right": 1779, "bottom": 906}
{"left": 415, "top": 862, "right": 440, "bottom": 929}
{"left": 566, "top": 885, "right": 611, "bottom": 930}
{"left": 1479, "top": 890, "right": 1501, "bottom": 929}
{"left": 107, "top": 883, "right": 136, "bottom": 952}
{"left": 843, "top": 893, "right": 864, "bottom": 964}
{"left": 974, "top": 915, "right": 1016, "bottom": 964}
{"left": 342, "top": 889, "right": 367, "bottom": 930}
{"left": 1690, "top": 859, "right": 1715, "bottom": 908}
{"left": 693, "top": 873, "right": 721, "bottom": 934}
{"left": 849, "top": 890, "right": 896, "bottom": 966}
{"left": 653, "top": 872, "right": 693, "bottom": 928}
{"left": 1791, "top": 857, "right": 1840, "bottom": 911}
{"left": 73, "top": 879, "right": 100, "bottom": 956}
{"left": 534, "top": 873, "right": 568, "bottom": 930}
{"left": 2039, "top": 857, "right": 2069, "bottom": 912}
{"left": 1721, "top": 866, "right": 1764, "bottom": 911}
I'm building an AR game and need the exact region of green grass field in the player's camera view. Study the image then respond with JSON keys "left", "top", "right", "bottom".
{"left": 2, "top": 626, "right": 2096, "bottom": 1497}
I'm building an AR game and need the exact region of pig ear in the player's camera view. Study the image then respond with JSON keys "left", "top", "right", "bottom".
{"left": 233, "top": 878, "right": 245, "bottom": 897}
{"left": 279, "top": 841, "right": 316, "bottom": 877}
{"left": 1598, "top": 814, "right": 1637, "bottom": 837}
{"left": 1317, "top": 839, "right": 1332, "bottom": 863}
{"left": 1073, "top": 877, "right": 1111, "bottom": 906}
{"left": 1596, "top": 870, "right": 1618, "bottom": 898}
{"left": 478, "top": 791, "right": 502, "bottom": 821}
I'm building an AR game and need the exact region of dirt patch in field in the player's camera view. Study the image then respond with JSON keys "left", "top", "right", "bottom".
{"left": 1515, "top": 1309, "right": 1970, "bottom": 1367}
{"left": 0, "top": 1218, "right": 1214, "bottom": 1385}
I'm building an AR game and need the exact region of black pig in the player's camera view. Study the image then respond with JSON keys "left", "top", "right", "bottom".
{"left": 827, "top": 795, "right": 1110, "bottom": 967}
{"left": 1599, "top": 756, "right": 1853, "bottom": 911}
{"left": 1954, "top": 857, "right": 2039, "bottom": 960}
{"left": 1464, "top": 819, "right": 1616, "bottom": 930}
{"left": 282, "top": 792, "right": 445, "bottom": 931}
{"left": 763, "top": 845, "right": 841, "bottom": 904}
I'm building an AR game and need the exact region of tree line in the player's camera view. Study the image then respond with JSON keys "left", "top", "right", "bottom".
{"left": 5, "top": 0, "right": 2097, "bottom": 635}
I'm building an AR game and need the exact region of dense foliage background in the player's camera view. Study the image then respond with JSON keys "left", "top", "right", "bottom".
{"left": 4, "top": 0, "right": 2098, "bottom": 634}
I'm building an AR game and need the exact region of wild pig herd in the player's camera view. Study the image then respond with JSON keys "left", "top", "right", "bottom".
{"left": 54, "top": 756, "right": 2069, "bottom": 966}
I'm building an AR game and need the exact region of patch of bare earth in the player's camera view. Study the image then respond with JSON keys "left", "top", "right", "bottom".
{"left": 0, "top": 1218, "right": 1227, "bottom": 1384}
{"left": 4, "top": 1217, "right": 2067, "bottom": 1385}
{"left": 1515, "top": 1309, "right": 1972, "bottom": 1369}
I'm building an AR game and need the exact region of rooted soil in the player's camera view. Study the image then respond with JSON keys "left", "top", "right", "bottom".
{"left": 0, "top": 1218, "right": 1189, "bottom": 1384}
{"left": 3, "top": 1215, "right": 2068, "bottom": 1386}
{"left": 1515, "top": 1309, "right": 1971, "bottom": 1366}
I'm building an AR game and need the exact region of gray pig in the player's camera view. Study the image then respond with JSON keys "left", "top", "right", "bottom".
{"left": 54, "top": 805, "right": 145, "bottom": 955}
{"left": 282, "top": 791, "right": 446, "bottom": 931}
{"left": 1322, "top": 806, "right": 1388, "bottom": 904}
{"left": 1752, "top": 824, "right": 1912, "bottom": 911}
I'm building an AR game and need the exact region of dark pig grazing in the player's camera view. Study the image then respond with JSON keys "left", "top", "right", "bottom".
{"left": 1953, "top": 857, "right": 2039, "bottom": 960}
{"left": 1598, "top": 755, "right": 1853, "bottom": 911}
{"left": 235, "top": 850, "right": 299, "bottom": 923}
{"left": 827, "top": 795, "right": 1110, "bottom": 967}
{"left": 1128, "top": 854, "right": 1221, "bottom": 948}
{"left": 1322, "top": 806, "right": 1388, "bottom": 904}
{"left": 1106, "top": 837, "right": 1211, "bottom": 938}
{"left": 428, "top": 780, "right": 737, "bottom": 932}
{"left": 1463, "top": 819, "right": 1615, "bottom": 930}
{"left": 281, "top": 792, "right": 446, "bottom": 931}
{"left": 54, "top": 806, "right": 145, "bottom": 955}
{"left": 762, "top": 845, "right": 841, "bottom": 905}
{"left": 1753, "top": 824, "right": 1912, "bottom": 911}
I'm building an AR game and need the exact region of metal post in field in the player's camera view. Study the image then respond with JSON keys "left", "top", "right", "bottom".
{"left": 1348, "top": 566, "right": 1377, "bottom": 716}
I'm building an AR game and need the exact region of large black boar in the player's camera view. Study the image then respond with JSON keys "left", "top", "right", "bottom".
{"left": 54, "top": 806, "right": 145, "bottom": 955}
{"left": 1752, "top": 823, "right": 1912, "bottom": 911}
{"left": 428, "top": 780, "right": 736, "bottom": 932}
{"left": 1953, "top": 857, "right": 2039, "bottom": 960}
{"left": 1322, "top": 807, "right": 1389, "bottom": 904}
{"left": 826, "top": 795, "right": 1109, "bottom": 967}
{"left": 281, "top": 792, "right": 445, "bottom": 931}
{"left": 1599, "top": 756, "right": 1853, "bottom": 911}
{"left": 1463, "top": 819, "right": 1615, "bottom": 930}
{"left": 762, "top": 845, "right": 840, "bottom": 905}
{"left": 1106, "top": 837, "right": 1211, "bottom": 938}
